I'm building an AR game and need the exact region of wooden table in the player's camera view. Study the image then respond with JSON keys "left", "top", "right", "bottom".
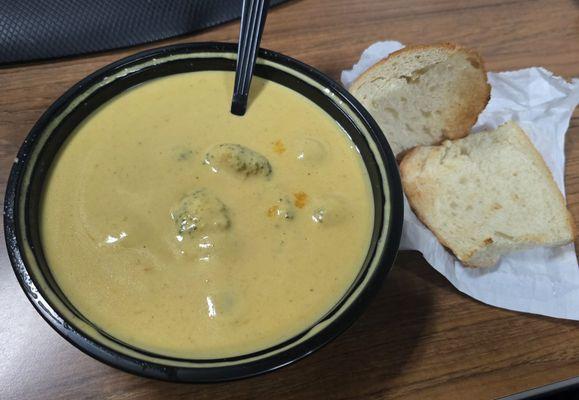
{"left": 1, "top": 0, "right": 578, "bottom": 398}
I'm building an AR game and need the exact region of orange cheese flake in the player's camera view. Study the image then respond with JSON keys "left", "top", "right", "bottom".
{"left": 267, "top": 205, "right": 279, "bottom": 217}
{"left": 293, "top": 191, "right": 308, "bottom": 208}
{"left": 273, "top": 139, "right": 286, "bottom": 154}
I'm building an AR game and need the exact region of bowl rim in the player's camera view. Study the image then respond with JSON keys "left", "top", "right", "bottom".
{"left": 3, "top": 41, "right": 403, "bottom": 382}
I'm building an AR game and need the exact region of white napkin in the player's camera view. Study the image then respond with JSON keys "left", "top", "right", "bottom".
{"left": 341, "top": 41, "right": 579, "bottom": 320}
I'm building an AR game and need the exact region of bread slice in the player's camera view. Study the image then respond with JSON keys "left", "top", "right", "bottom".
{"left": 400, "top": 121, "right": 576, "bottom": 268}
{"left": 350, "top": 43, "right": 490, "bottom": 157}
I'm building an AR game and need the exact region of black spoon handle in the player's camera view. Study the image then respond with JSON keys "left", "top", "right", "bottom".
{"left": 231, "top": 0, "right": 271, "bottom": 116}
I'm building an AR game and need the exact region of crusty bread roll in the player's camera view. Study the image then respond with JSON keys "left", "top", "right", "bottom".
{"left": 400, "top": 121, "right": 576, "bottom": 268}
{"left": 350, "top": 43, "right": 490, "bottom": 157}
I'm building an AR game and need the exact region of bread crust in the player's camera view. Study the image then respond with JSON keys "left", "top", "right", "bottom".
{"left": 350, "top": 42, "right": 467, "bottom": 91}
{"left": 507, "top": 123, "right": 577, "bottom": 239}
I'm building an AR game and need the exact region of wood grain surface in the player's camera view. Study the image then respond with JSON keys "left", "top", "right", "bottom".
{"left": 1, "top": 0, "right": 578, "bottom": 399}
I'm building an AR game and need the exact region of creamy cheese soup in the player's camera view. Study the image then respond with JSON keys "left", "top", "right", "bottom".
{"left": 41, "top": 71, "right": 374, "bottom": 358}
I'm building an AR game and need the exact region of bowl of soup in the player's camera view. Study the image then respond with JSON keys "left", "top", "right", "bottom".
{"left": 4, "top": 42, "right": 403, "bottom": 381}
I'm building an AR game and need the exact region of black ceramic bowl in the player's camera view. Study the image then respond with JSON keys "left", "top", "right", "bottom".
{"left": 4, "top": 42, "right": 403, "bottom": 382}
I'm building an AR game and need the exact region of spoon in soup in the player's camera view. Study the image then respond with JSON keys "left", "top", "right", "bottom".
{"left": 231, "top": 0, "right": 271, "bottom": 116}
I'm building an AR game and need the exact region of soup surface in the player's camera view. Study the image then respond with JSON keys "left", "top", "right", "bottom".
{"left": 41, "top": 71, "right": 374, "bottom": 358}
